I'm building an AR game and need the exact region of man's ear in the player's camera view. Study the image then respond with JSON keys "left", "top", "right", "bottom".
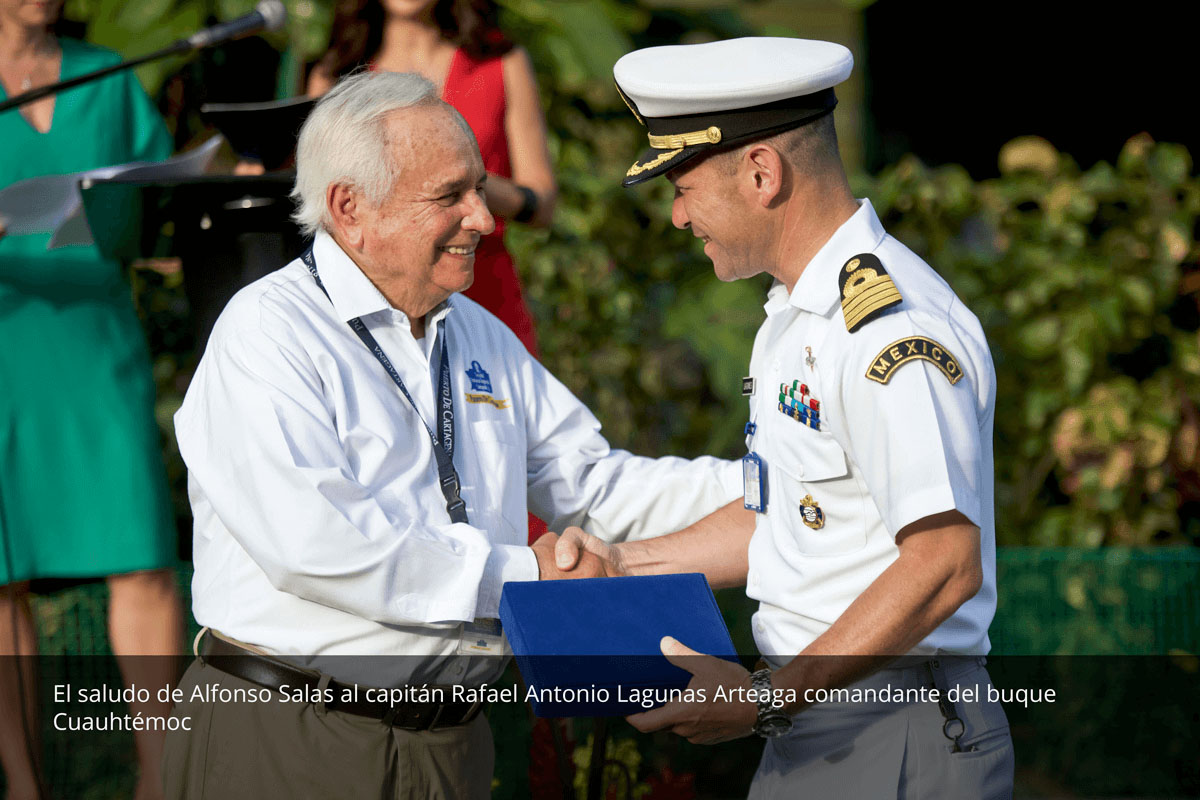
{"left": 327, "top": 183, "right": 365, "bottom": 249}
{"left": 741, "top": 144, "right": 785, "bottom": 208}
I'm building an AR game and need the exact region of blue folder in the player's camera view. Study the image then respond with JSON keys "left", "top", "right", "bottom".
{"left": 499, "top": 573, "right": 740, "bottom": 717}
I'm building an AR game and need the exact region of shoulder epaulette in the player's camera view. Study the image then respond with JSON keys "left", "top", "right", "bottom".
{"left": 838, "top": 253, "right": 902, "bottom": 333}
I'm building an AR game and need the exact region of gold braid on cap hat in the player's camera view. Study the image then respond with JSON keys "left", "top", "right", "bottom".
{"left": 626, "top": 149, "right": 683, "bottom": 177}
{"left": 646, "top": 126, "right": 723, "bottom": 149}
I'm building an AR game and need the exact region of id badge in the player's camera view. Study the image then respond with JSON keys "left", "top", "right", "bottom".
{"left": 743, "top": 451, "right": 766, "bottom": 512}
{"left": 457, "top": 618, "right": 506, "bottom": 655}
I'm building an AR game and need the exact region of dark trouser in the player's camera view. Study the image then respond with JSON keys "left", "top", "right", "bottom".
{"left": 162, "top": 658, "right": 494, "bottom": 800}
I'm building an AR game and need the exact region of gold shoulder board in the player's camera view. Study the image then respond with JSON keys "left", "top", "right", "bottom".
{"left": 839, "top": 253, "right": 902, "bottom": 333}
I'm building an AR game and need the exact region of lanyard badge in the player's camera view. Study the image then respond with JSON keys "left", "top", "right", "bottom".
{"left": 302, "top": 245, "right": 467, "bottom": 524}
{"left": 742, "top": 419, "right": 765, "bottom": 512}
{"left": 743, "top": 451, "right": 766, "bottom": 512}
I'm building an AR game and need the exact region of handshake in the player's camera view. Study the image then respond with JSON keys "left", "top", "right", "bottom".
{"left": 530, "top": 528, "right": 626, "bottom": 581}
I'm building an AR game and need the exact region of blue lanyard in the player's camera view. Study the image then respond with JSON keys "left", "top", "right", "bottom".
{"left": 301, "top": 245, "right": 467, "bottom": 524}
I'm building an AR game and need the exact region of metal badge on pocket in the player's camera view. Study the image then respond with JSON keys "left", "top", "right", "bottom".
{"left": 799, "top": 495, "right": 825, "bottom": 530}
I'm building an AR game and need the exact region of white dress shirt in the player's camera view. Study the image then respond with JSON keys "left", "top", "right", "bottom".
{"left": 744, "top": 200, "right": 998, "bottom": 659}
{"left": 176, "top": 232, "right": 740, "bottom": 684}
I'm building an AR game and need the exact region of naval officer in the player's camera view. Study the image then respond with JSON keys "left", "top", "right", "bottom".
{"left": 556, "top": 37, "right": 1015, "bottom": 797}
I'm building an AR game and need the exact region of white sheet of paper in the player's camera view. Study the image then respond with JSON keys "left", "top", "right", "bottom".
{"left": 0, "top": 164, "right": 124, "bottom": 235}
{"left": 0, "top": 136, "right": 224, "bottom": 248}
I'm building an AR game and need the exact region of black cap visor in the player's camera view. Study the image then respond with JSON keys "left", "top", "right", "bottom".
{"left": 621, "top": 89, "right": 837, "bottom": 187}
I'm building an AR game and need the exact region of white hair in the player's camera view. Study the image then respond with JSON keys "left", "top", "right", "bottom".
{"left": 290, "top": 70, "right": 474, "bottom": 237}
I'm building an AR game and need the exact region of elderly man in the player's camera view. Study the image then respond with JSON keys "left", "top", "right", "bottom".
{"left": 162, "top": 71, "right": 738, "bottom": 799}
{"left": 557, "top": 37, "right": 1014, "bottom": 797}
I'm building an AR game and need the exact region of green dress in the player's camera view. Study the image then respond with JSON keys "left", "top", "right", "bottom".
{"left": 0, "top": 39, "right": 175, "bottom": 584}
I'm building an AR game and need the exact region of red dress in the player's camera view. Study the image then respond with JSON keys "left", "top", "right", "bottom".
{"left": 441, "top": 49, "right": 540, "bottom": 356}
{"left": 441, "top": 49, "right": 548, "bottom": 545}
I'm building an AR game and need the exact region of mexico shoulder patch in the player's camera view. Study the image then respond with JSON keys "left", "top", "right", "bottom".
{"left": 866, "top": 336, "right": 964, "bottom": 385}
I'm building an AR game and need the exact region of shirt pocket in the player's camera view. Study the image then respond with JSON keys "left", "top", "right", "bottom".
{"left": 467, "top": 419, "right": 526, "bottom": 544}
{"left": 769, "top": 428, "right": 866, "bottom": 556}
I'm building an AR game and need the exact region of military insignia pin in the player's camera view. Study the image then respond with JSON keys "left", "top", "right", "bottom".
{"left": 799, "top": 495, "right": 825, "bottom": 530}
{"left": 742, "top": 377, "right": 755, "bottom": 396}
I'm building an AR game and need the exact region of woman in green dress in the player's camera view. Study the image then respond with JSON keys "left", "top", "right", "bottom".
{"left": 0, "top": 1, "right": 183, "bottom": 798}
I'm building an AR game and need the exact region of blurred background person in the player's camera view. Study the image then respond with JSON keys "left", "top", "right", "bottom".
{"left": 0, "top": 0, "right": 183, "bottom": 798}
{"left": 307, "top": 0, "right": 556, "bottom": 360}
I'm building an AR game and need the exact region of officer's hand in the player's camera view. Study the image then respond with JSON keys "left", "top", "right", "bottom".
{"left": 553, "top": 526, "right": 626, "bottom": 577}
{"left": 626, "top": 636, "right": 757, "bottom": 745}
{"left": 531, "top": 532, "right": 607, "bottom": 580}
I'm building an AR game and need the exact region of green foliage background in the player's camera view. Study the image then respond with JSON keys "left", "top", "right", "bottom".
{"left": 62, "top": 0, "right": 1200, "bottom": 549}
{"left": 867, "top": 135, "right": 1200, "bottom": 547}
{"left": 13, "top": 5, "right": 1199, "bottom": 799}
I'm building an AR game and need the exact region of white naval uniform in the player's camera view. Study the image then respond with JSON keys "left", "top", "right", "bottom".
{"left": 742, "top": 200, "right": 1013, "bottom": 798}
{"left": 174, "top": 231, "right": 741, "bottom": 687}
{"left": 745, "top": 199, "right": 997, "bottom": 659}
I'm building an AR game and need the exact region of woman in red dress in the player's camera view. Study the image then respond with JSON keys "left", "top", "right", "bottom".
{"left": 308, "top": 0, "right": 555, "bottom": 357}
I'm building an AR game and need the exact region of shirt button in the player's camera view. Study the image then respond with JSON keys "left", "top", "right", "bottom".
{"left": 749, "top": 571, "right": 759, "bottom": 586}
{"left": 454, "top": 664, "right": 465, "bottom": 676}
{"left": 754, "top": 621, "right": 765, "bottom": 634}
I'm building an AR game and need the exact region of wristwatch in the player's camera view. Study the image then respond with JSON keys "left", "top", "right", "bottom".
{"left": 749, "top": 668, "right": 793, "bottom": 738}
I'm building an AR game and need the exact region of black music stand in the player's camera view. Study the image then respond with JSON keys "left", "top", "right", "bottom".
{"left": 80, "top": 173, "right": 306, "bottom": 350}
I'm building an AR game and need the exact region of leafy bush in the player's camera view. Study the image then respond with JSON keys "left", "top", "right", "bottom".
{"left": 865, "top": 135, "right": 1200, "bottom": 545}
{"left": 106, "top": 4, "right": 1200, "bottom": 547}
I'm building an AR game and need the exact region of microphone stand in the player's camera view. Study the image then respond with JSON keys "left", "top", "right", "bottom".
{"left": 0, "top": 39, "right": 192, "bottom": 114}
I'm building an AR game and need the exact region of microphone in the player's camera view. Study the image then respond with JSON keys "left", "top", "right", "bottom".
{"left": 186, "top": 0, "right": 287, "bottom": 50}
{"left": 0, "top": 0, "right": 287, "bottom": 114}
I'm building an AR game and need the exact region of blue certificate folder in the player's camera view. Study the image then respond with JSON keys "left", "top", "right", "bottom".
{"left": 499, "top": 573, "right": 740, "bottom": 717}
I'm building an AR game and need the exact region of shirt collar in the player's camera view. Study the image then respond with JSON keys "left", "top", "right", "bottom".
{"left": 763, "top": 279, "right": 792, "bottom": 317}
{"left": 311, "top": 231, "right": 454, "bottom": 326}
{"left": 786, "top": 198, "right": 887, "bottom": 316}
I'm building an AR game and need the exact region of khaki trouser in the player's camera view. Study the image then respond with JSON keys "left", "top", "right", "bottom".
{"left": 162, "top": 658, "right": 494, "bottom": 800}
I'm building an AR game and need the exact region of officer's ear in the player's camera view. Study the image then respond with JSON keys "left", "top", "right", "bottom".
{"left": 740, "top": 143, "right": 785, "bottom": 208}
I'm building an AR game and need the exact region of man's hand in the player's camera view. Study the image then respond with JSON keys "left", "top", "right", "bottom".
{"left": 626, "top": 636, "right": 757, "bottom": 745}
{"left": 552, "top": 526, "right": 626, "bottom": 577}
{"left": 531, "top": 531, "right": 610, "bottom": 580}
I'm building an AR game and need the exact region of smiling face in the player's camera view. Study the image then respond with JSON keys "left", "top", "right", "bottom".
{"left": 354, "top": 104, "right": 494, "bottom": 314}
{"left": 666, "top": 153, "right": 770, "bottom": 283}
